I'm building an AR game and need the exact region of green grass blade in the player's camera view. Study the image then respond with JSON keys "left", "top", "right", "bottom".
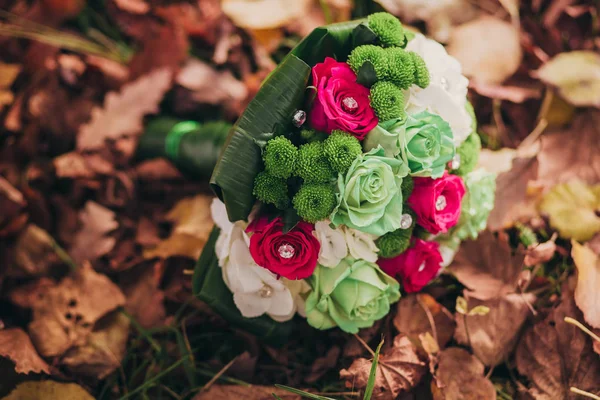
{"left": 274, "top": 384, "right": 338, "bottom": 400}
{"left": 363, "top": 339, "right": 384, "bottom": 400}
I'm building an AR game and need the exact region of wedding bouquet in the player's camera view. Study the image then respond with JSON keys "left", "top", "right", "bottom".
{"left": 194, "top": 13, "right": 495, "bottom": 339}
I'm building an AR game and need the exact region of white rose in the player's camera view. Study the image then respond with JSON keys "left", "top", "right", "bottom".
{"left": 211, "top": 198, "right": 248, "bottom": 267}
{"left": 405, "top": 34, "right": 472, "bottom": 146}
{"left": 314, "top": 221, "right": 348, "bottom": 268}
{"left": 343, "top": 227, "right": 379, "bottom": 263}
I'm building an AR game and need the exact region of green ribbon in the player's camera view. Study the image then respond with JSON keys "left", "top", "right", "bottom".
{"left": 165, "top": 121, "right": 201, "bottom": 160}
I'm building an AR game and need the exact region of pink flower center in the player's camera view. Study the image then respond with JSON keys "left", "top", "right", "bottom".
{"left": 278, "top": 243, "right": 295, "bottom": 259}
{"left": 341, "top": 96, "right": 358, "bottom": 113}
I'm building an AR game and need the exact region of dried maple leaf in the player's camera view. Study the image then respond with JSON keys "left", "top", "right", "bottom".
{"left": 447, "top": 231, "right": 525, "bottom": 300}
{"left": 3, "top": 381, "right": 94, "bottom": 400}
{"left": 193, "top": 385, "right": 301, "bottom": 399}
{"left": 571, "top": 241, "right": 600, "bottom": 328}
{"left": 454, "top": 293, "right": 536, "bottom": 366}
{"left": 0, "top": 328, "right": 50, "bottom": 375}
{"left": 340, "top": 335, "right": 427, "bottom": 399}
{"left": 537, "top": 111, "right": 600, "bottom": 187}
{"left": 76, "top": 68, "right": 172, "bottom": 150}
{"left": 61, "top": 311, "right": 130, "bottom": 379}
{"left": 70, "top": 201, "right": 118, "bottom": 264}
{"left": 10, "top": 262, "right": 126, "bottom": 357}
{"left": 53, "top": 152, "right": 114, "bottom": 179}
{"left": 11, "top": 224, "right": 60, "bottom": 277}
{"left": 516, "top": 281, "right": 600, "bottom": 399}
{"left": 121, "top": 262, "right": 166, "bottom": 329}
{"left": 393, "top": 294, "right": 456, "bottom": 351}
{"left": 143, "top": 194, "right": 213, "bottom": 260}
{"left": 431, "top": 347, "right": 496, "bottom": 400}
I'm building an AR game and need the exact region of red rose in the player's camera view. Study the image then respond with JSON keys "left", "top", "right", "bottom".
{"left": 408, "top": 172, "right": 466, "bottom": 234}
{"left": 308, "top": 57, "right": 378, "bottom": 140}
{"left": 248, "top": 217, "right": 320, "bottom": 280}
{"left": 378, "top": 239, "right": 442, "bottom": 293}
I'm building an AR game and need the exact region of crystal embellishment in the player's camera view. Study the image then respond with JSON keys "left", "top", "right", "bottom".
{"left": 278, "top": 243, "right": 295, "bottom": 259}
{"left": 341, "top": 96, "right": 358, "bottom": 113}
{"left": 258, "top": 285, "right": 273, "bottom": 298}
{"left": 435, "top": 195, "right": 447, "bottom": 211}
{"left": 400, "top": 213, "right": 413, "bottom": 229}
{"left": 292, "top": 110, "right": 307, "bottom": 127}
{"left": 450, "top": 154, "right": 461, "bottom": 170}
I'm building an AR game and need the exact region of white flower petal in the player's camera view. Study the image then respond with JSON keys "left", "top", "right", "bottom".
{"left": 233, "top": 292, "right": 271, "bottom": 318}
{"left": 315, "top": 221, "right": 348, "bottom": 267}
{"left": 344, "top": 227, "right": 379, "bottom": 263}
{"left": 267, "top": 289, "right": 295, "bottom": 320}
{"left": 211, "top": 198, "right": 232, "bottom": 231}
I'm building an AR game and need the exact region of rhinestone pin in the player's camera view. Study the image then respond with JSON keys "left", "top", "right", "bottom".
{"left": 341, "top": 96, "right": 358, "bottom": 113}
{"left": 417, "top": 262, "right": 426, "bottom": 272}
{"left": 435, "top": 195, "right": 447, "bottom": 211}
{"left": 400, "top": 213, "right": 413, "bottom": 229}
{"left": 450, "top": 154, "right": 461, "bottom": 170}
{"left": 292, "top": 110, "right": 307, "bottom": 127}
{"left": 258, "top": 285, "right": 273, "bottom": 298}
{"left": 278, "top": 243, "right": 295, "bottom": 259}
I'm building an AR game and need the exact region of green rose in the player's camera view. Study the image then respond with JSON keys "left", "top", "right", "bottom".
{"left": 331, "top": 147, "right": 409, "bottom": 236}
{"left": 452, "top": 169, "right": 496, "bottom": 240}
{"left": 305, "top": 258, "right": 401, "bottom": 333}
{"left": 363, "top": 111, "right": 455, "bottom": 178}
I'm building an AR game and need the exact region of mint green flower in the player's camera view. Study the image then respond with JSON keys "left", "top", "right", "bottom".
{"left": 452, "top": 169, "right": 496, "bottom": 240}
{"left": 363, "top": 111, "right": 455, "bottom": 178}
{"left": 305, "top": 258, "right": 401, "bottom": 333}
{"left": 331, "top": 147, "right": 409, "bottom": 236}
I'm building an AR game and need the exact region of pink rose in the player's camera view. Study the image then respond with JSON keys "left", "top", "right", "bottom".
{"left": 408, "top": 172, "right": 466, "bottom": 234}
{"left": 248, "top": 217, "right": 320, "bottom": 280}
{"left": 308, "top": 57, "right": 378, "bottom": 140}
{"left": 378, "top": 239, "right": 442, "bottom": 293}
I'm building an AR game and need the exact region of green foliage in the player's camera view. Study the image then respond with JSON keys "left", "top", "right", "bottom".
{"left": 369, "top": 81, "right": 406, "bottom": 122}
{"left": 384, "top": 48, "right": 415, "bottom": 89}
{"left": 253, "top": 171, "right": 289, "bottom": 209}
{"left": 367, "top": 12, "right": 406, "bottom": 48}
{"left": 409, "top": 51, "right": 430, "bottom": 88}
{"left": 517, "top": 223, "right": 538, "bottom": 247}
{"left": 401, "top": 175, "right": 414, "bottom": 198}
{"left": 263, "top": 136, "right": 298, "bottom": 179}
{"left": 293, "top": 183, "right": 337, "bottom": 223}
{"left": 323, "top": 130, "right": 362, "bottom": 174}
{"left": 375, "top": 209, "right": 415, "bottom": 258}
{"left": 296, "top": 142, "right": 335, "bottom": 183}
{"left": 348, "top": 45, "right": 388, "bottom": 81}
{"left": 453, "top": 132, "right": 481, "bottom": 176}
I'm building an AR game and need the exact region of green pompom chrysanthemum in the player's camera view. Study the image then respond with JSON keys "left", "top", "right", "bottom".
{"left": 453, "top": 132, "right": 481, "bottom": 176}
{"left": 369, "top": 81, "right": 406, "bottom": 122}
{"left": 401, "top": 175, "right": 414, "bottom": 199}
{"left": 347, "top": 45, "right": 388, "bottom": 81}
{"left": 253, "top": 171, "right": 289, "bottom": 209}
{"left": 323, "top": 130, "right": 362, "bottom": 174}
{"left": 368, "top": 12, "right": 406, "bottom": 48}
{"left": 409, "top": 52, "right": 430, "bottom": 88}
{"left": 293, "top": 183, "right": 337, "bottom": 223}
{"left": 376, "top": 209, "right": 416, "bottom": 258}
{"left": 385, "top": 48, "right": 415, "bottom": 89}
{"left": 296, "top": 142, "right": 335, "bottom": 183}
{"left": 263, "top": 136, "right": 298, "bottom": 179}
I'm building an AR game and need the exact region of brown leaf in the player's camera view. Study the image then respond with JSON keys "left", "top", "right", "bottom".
{"left": 114, "top": 0, "right": 149, "bottom": 14}
{"left": 143, "top": 195, "right": 213, "bottom": 260}
{"left": 53, "top": 152, "right": 114, "bottom": 179}
{"left": 70, "top": 201, "right": 117, "bottom": 264}
{"left": 469, "top": 81, "right": 542, "bottom": 103}
{"left": 524, "top": 237, "right": 557, "bottom": 267}
{"left": 220, "top": 0, "right": 312, "bottom": 30}
{"left": 77, "top": 68, "right": 172, "bottom": 150}
{"left": 61, "top": 311, "right": 130, "bottom": 379}
{"left": 0, "top": 62, "right": 21, "bottom": 109}
{"left": 2, "top": 381, "right": 94, "bottom": 400}
{"left": 448, "top": 17, "right": 522, "bottom": 84}
{"left": 11, "top": 224, "right": 59, "bottom": 277}
{"left": 454, "top": 293, "right": 536, "bottom": 366}
{"left": 571, "top": 241, "right": 600, "bottom": 328}
{"left": 448, "top": 231, "right": 525, "bottom": 300}
{"left": 393, "top": 294, "right": 456, "bottom": 351}
{"left": 134, "top": 158, "right": 183, "bottom": 181}
{"left": 305, "top": 346, "right": 340, "bottom": 384}
{"left": 340, "top": 335, "right": 427, "bottom": 399}
{"left": 537, "top": 111, "right": 600, "bottom": 187}
{"left": 121, "top": 262, "right": 166, "bottom": 329}
{"left": 516, "top": 282, "right": 600, "bottom": 399}
{"left": 11, "top": 262, "right": 126, "bottom": 357}
{"left": 193, "top": 385, "right": 301, "bottom": 399}
{"left": 0, "top": 328, "right": 50, "bottom": 375}
{"left": 431, "top": 347, "right": 496, "bottom": 400}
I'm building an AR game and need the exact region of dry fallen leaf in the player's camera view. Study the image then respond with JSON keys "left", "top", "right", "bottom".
{"left": 77, "top": 68, "right": 172, "bottom": 150}
{"left": 53, "top": 152, "right": 114, "bottom": 179}
{"left": 114, "top": 0, "right": 150, "bottom": 14}
{"left": 0, "top": 62, "right": 21, "bottom": 109}
{"left": 220, "top": 0, "right": 312, "bottom": 30}
{"left": 143, "top": 194, "right": 213, "bottom": 260}
{"left": 193, "top": 385, "right": 300, "bottom": 399}
{"left": 340, "top": 335, "right": 427, "bottom": 399}
{"left": 0, "top": 328, "right": 50, "bottom": 375}
{"left": 2, "top": 381, "right": 94, "bottom": 400}
{"left": 393, "top": 294, "right": 456, "bottom": 351}
{"left": 454, "top": 293, "right": 536, "bottom": 366}
{"left": 448, "top": 231, "right": 525, "bottom": 300}
{"left": 516, "top": 282, "right": 600, "bottom": 399}
{"left": 534, "top": 51, "right": 600, "bottom": 107}
{"left": 571, "top": 241, "right": 600, "bottom": 329}
{"left": 70, "top": 201, "right": 118, "bottom": 264}
{"left": 431, "top": 347, "right": 496, "bottom": 400}
{"left": 121, "top": 262, "right": 166, "bottom": 329}
{"left": 524, "top": 237, "right": 557, "bottom": 267}
{"left": 61, "top": 311, "right": 130, "bottom": 379}
{"left": 305, "top": 346, "right": 340, "bottom": 384}
{"left": 11, "top": 224, "right": 59, "bottom": 277}
{"left": 448, "top": 16, "right": 521, "bottom": 84}
{"left": 10, "top": 262, "right": 125, "bottom": 357}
